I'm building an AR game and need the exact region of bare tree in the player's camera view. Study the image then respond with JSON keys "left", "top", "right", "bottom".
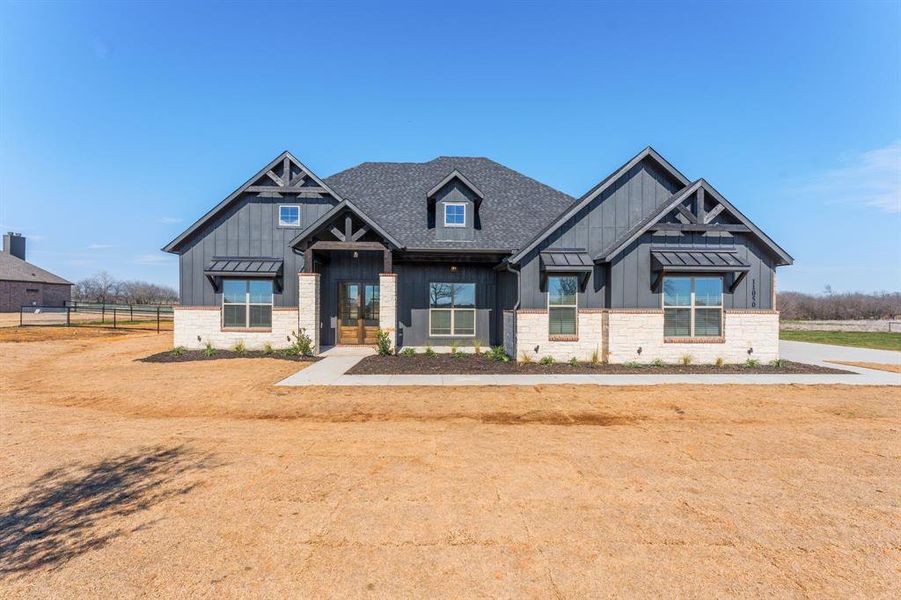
{"left": 73, "top": 272, "right": 177, "bottom": 305}
{"left": 779, "top": 290, "right": 901, "bottom": 320}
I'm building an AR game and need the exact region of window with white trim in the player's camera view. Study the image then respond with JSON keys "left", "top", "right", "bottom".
{"left": 278, "top": 205, "right": 300, "bottom": 227}
{"left": 429, "top": 282, "right": 475, "bottom": 336}
{"left": 547, "top": 275, "right": 578, "bottom": 336}
{"left": 663, "top": 276, "right": 723, "bottom": 337}
{"left": 443, "top": 203, "right": 466, "bottom": 227}
{"left": 222, "top": 279, "right": 273, "bottom": 329}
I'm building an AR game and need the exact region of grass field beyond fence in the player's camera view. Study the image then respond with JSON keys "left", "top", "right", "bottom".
{"left": 779, "top": 330, "right": 901, "bottom": 352}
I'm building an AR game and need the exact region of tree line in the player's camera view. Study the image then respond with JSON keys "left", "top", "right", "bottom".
{"left": 73, "top": 271, "right": 178, "bottom": 305}
{"left": 778, "top": 290, "right": 901, "bottom": 321}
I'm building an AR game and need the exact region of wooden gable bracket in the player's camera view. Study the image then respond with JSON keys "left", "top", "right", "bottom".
{"left": 704, "top": 203, "right": 726, "bottom": 224}
{"left": 328, "top": 214, "right": 370, "bottom": 242}
{"left": 729, "top": 270, "right": 748, "bottom": 293}
{"left": 246, "top": 157, "right": 326, "bottom": 196}
{"left": 675, "top": 203, "right": 698, "bottom": 224}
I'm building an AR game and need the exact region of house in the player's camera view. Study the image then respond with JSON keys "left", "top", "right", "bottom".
{"left": 163, "top": 147, "right": 791, "bottom": 363}
{"left": 0, "top": 232, "right": 72, "bottom": 312}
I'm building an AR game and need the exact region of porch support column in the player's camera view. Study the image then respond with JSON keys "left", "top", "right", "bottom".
{"left": 379, "top": 272, "right": 397, "bottom": 352}
{"left": 298, "top": 272, "right": 320, "bottom": 355}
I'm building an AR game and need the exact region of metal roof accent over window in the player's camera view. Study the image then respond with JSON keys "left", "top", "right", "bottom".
{"left": 651, "top": 249, "right": 750, "bottom": 272}
{"left": 539, "top": 249, "right": 594, "bottom": 288}
{"left": 204, "top": 257, "right": 283, "bottom": 292}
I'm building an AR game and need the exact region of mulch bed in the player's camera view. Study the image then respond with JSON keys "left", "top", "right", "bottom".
{"left": 347, "top": 354, "right": 851, "bottom": 375}
{"left": 139, "top": 350, "right": 319, "bottom": 364}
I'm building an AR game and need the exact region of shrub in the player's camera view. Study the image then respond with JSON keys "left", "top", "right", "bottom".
{"left": 769, "top": 358, "right": 787, "bottom": 368}
{"left": 232, "top": 340, "right": 246, "bottom": 354}
{"left": 681, "top": 354, "right": 694, "bottom": 366}
{"left": 520, "top": 352, "right": 533, "bottom": 364}
{"left": 450, "top": 342, "right": 464, "bottom": 358}
{"left": 473, "top": 339, "right": 483, "bottom": 355}
{"left": 539, "top": 355, "right": 555, "bottom": 365}
{"left": 262, "top": 342, "right": 274, "bottom": 355}
{"left": 171, "top": 345, "right": 187, "bottom": 357}
{"left": 651, "top": 358, "right": 665, "bottom": 367}
{"left": 714, "top": 357, "right": 725, "bottom": 368}
{"left": 590, "top": 348, "right": 601, "bottom": 365}
{"left": 375, "top": 329, "right": 393, "bottom": 356}
{"left": 424, "top": 346, "right": 437, "bottom": 358}
{"left": 624, "top": 361, "right": 642, "bottom": 368}
{"left": 568, "top": 357, "right": 579, "bottom": 367}
{"left": 288, "top": 329, "right": 314, "bottom": 357}
{"left": 400, "top": 347, "right": 416, "bottom": 357}
{"left": 202, "top": 341, "right": 216, "bottom": 357}
{"left": 743, "top": 358, "right": 761, "bottom": 368}
{"left": 488, "top": 346, "right": 509, "bottom": 362}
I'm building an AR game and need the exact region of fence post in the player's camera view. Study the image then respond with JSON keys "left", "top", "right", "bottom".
{"left": 20, "top": 308, "right": 23, "bottom": 327}
{"left": 102, "top": 305, "right": 105, "bottom": 323}
{"left": 130, "top": 305, "right": 134, "bottom": 321}
{"left": 113, "top": 307, "right": 117, "bottom": 329}
{"left": 157, "top": 306, "right": 161, "bottom": 333}
{"left": 67, "top": 307, "right": 71, "bottom": 327}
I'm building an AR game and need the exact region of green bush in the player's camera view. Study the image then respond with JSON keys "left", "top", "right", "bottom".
{"left": 743, "top": 358, "right": 761, "bottom": 368}
{"left": 232, "top": 340, "right": 246, "bottom": 354}
{"left": 262, "top": 342, "right": 274, "bottom": 355}
{"left": 624, "top": 361, "right": 642, "bottom": 368}
{"left": 400, "top": 347, "right": 416, "bottom": 357}
{"left": 424, "top": 346, "right": 437, "bottom": 358}
{"left": 472, "top": 339, "right": 483, "bottom": 355}
{"left": 568, "top": 357, "right": 579, "bottom": 367}
{"left": 450, "top": 342, "right": 465, "bottom": 358}
{"left": 202, "top": 341, "right": 216, "bottom": 357}
{"left": 769, "top": 358, "right": 787, "bottom": 368}
{"left": 539, "top": 355, "right": 555, "bottom": 366}
{"left": 714, "top": 357, "right": 725, "bottom": 368}
{"left": 487, "top": 346, "right": 509, "bottom": 362}
{"left": 681, "top": 354, "right": 694, "bottom": 366}
{"left": 171, "top": 345, "right": 187, "bottom": 357}
{"left": 287, "top": 329, "right": 314, "bottom": 357}
{"left": 376, "top": 329, "right": 393, "bottom": 356}
{"left": 651, "top": 358, "right": 666, "bottom": 367}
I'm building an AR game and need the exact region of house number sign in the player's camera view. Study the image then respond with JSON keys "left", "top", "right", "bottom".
{"left": 751, "top": 279, "right": 757, "bottom": 308}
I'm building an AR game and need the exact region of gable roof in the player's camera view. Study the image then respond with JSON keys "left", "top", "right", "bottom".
{"left": 426, "top": 169, "right": 485, "bottom": 203}
{"left": 324, "top": 157, "right": 575, "bottom": 250}
{"left": 507, "top": 147, "right": 691, "bottom": 264}
{"left": 162, "top": 151, "right": 344, "bottom": 253}
{"left": 0, "top": 252, "right": 71, "bottom": 285}
{"left": 597, "top": 179, "right": 794, "bottom": 265}
{"left": 287, "top": 199, "right": 404, "bottom": 249}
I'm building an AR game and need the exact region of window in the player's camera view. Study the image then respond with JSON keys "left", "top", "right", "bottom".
{"left": 278, "top": 205, "right": 300, "bottom": 227}
{"left": 547, "top": 276, "right": 578, "bottom": 336}
{"left": 222, "top": 279, "right": 273, "bottom": 329}
{"left": 663, "top": 276, "right": 723, "bottom": 337}
{"left": 443, "top": 203, "right": 466, "bottom": 227}
{"left": 429, "top": 283, "right": 475, "bottom": 336}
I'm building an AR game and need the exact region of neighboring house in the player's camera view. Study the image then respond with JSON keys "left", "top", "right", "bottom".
{"left": 163, "top": 147, "right": 791, "bottom": 363}
{"left": 0, "top": 232, "right": 72, "bottom": 312}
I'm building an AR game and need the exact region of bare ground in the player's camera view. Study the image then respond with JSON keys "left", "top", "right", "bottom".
{"left": 830, "top": 360, "right": 901, "bottom": 374}
{"left": 1, "top": 327, "right": 899, "bottom": 598}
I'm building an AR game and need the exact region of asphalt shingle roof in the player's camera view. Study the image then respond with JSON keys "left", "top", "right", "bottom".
{"left": 0, "top": 252, "right": 72, "bottom": 285}
{"left": 324, "top": 157, "right": 575, "bottom": 251}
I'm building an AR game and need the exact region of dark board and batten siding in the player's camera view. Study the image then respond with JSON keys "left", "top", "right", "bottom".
{"left": 178, "top": 194, "right": 337, "bottom": 307}
{"left": 433, "top": 182, "right": 478, "bottom": 242}
{"left": 516, "top": 157, "right": 777, "bottom": 311}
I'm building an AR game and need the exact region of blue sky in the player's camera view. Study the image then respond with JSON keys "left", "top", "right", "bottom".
{"left": 1, "top": 0, "right": 899, "bottom": 293}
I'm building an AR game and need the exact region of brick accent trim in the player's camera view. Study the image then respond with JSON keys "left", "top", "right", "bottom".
{"left": 725, "top": 309, "right": 779, "bottom": 314}
{"left": 174, "top": 306, "right": 220, "bottom": 311}
{"left": 664, "top": 337, "right": 725, "bottom": 344}
{"left": 379, "top": 272, "right": 397, "bottom": 277}
{"left": 549, "top": 335, "right": 579, "bottom": 342}
{"left": 608, "top": 309, "right": 665, "bottom": 314}
{"left": 516, "top": 309, "right": 547, "bottom": 314}
{"left": 579, "top": 308, "right": 605, "bottom": 314}
{"left": 222, "top": 327, "right": 273, "bottom": 333}
{"left": 299, "top": 272, "right": 320, "bottom": 277}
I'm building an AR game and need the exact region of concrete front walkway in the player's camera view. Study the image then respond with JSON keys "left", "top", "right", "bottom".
{"left": 276, "top": 340, "right": 901, "bottom": 387}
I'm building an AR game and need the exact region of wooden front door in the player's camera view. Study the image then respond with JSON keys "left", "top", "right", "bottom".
{"left": 337, "top": 282, "right": 380, "bottom": 345}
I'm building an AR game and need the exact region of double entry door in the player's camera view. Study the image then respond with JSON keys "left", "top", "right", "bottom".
{"left": 337, "top": 282, "right": 380, "bottom": 345}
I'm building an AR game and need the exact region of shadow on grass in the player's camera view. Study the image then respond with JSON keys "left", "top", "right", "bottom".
{"left": 0, "top": 445, "right": 215, "bottom": 578}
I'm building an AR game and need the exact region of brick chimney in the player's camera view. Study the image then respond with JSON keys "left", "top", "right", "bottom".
{"left": 3, "top": 232, "right": 26, "bottom": 260}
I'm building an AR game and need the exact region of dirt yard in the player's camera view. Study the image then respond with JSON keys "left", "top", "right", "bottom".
{"left": 1, "top": 328, "right": 899, "bottom": 598}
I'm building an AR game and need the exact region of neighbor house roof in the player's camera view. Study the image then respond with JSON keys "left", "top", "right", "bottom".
{"left": 324, "top": 157, "right": 575, "bottom": 250}
{"left": 0, "top": 252, "right": 72, "bottom": 285}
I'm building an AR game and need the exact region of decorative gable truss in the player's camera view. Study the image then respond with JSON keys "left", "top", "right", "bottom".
{"left": 596, "top": 179, "right": 793, "bottom": 268}
{"left": 245, "top": 155, "right": 336, "bottom": 198}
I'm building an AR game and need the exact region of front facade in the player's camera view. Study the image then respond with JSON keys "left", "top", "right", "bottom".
{"left": 164, "top": 148, "right": 791, "bottom": 363}
{"left": 1, "top": 233, "right": 72, "bottom": 312}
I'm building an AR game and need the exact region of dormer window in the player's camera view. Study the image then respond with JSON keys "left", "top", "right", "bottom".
{"left": 444, "top": 203, "right": 466, "bottom": 227}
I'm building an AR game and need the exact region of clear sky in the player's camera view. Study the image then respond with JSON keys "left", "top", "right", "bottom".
{"left": 1, "top": 0, "right": 899, "bottom": 293}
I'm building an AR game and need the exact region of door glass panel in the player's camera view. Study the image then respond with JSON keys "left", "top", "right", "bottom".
{"left": 363, "top": 285, "right": 379, "bottom": 325}
{"left": 341, "top": 284, "right": 360, "bottom": 326}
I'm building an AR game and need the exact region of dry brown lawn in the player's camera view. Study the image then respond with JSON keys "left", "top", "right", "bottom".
{"left": 1, "top": 327, "right": 899, "bottom": 598}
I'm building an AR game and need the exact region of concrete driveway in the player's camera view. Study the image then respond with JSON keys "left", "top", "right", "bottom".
{"left": 780, "top": 339, "right": 901, "bottom": 368}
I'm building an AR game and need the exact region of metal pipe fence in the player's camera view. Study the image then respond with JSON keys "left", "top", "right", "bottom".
{"left": 20, "top": 303, "right": 175, "bottom": 332}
